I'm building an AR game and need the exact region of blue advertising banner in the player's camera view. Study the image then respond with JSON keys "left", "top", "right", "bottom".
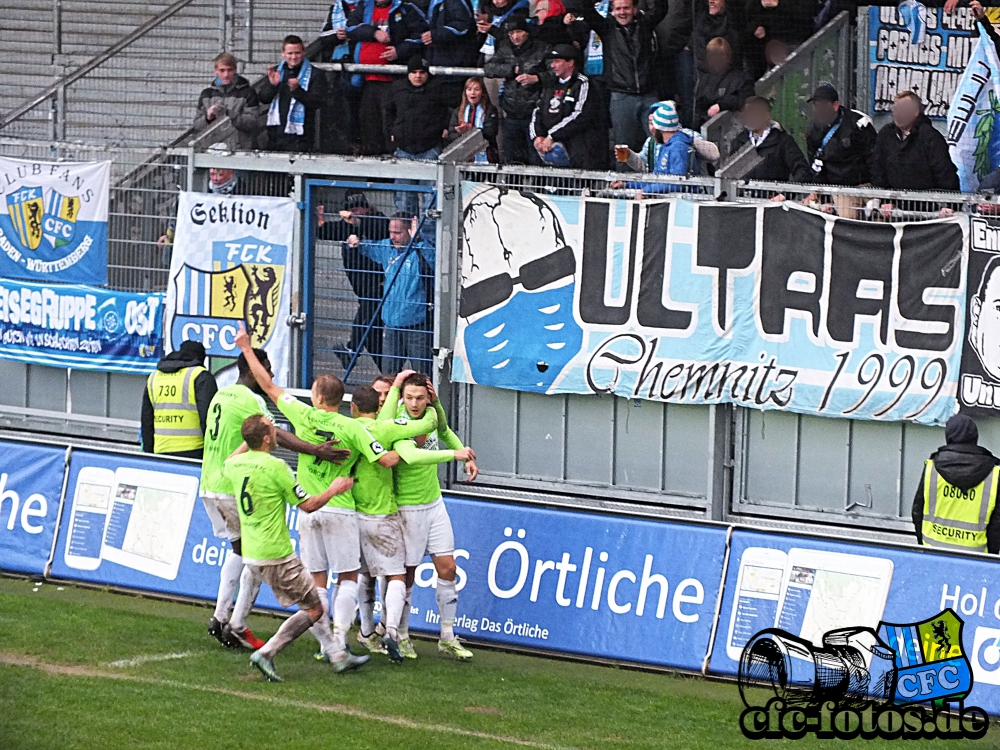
{"left": 0, "top": 279, "right": 164, "bottom": 373}
{"left": 0, "top": 158, "right": 109, "bottom": 284}
{"left": 49, "top": 450, "right": 292, "bottom": 612}
{"left": 0, "top": 440, "right": 65, "bottom": 575}
{"left": 455, "top": 187, "right": 967, "bottom": 425}
{"left": 407, "top": 496, "right": 726, "bottom": 671}
{"left": 708, "top": 530, "right": 1000, "bottom": 716}
{"left": 868, "top": 6, "right": 981, "bottom": 120}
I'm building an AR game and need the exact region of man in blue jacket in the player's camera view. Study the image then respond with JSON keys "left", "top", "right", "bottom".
{"left": 351, "top": 213, "right": 435, "bottom": 373}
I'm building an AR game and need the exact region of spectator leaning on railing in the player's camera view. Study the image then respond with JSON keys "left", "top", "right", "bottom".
{"left": 194, "top": 53, "right": 263, "bottom": 150}
{"left": 260, "top": 35, "right": 329, "bottom": 152}
{"left": 869, "top": 91, "right": 959, "bottom": 192}
{"left": 803, "top": 84, "right": 875, "bottom": 187}
{"left": 386, "top": 56, "right": 454, "bottom": 160}
{"left": 731, "top": 95, "right": 810, "bottom": 182}
{"left": 445, "top": 76, "right": 500, "bottom": 162}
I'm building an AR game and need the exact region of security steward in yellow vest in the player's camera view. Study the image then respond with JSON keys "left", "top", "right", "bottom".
{"left": 141, "top": 340, "right": 218, "bottom": 459}
{"left": 913, "top": 414, "right": 1000, "bottom": 554}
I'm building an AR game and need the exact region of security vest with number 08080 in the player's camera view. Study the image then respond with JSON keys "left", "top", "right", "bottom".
{"left": 145, "top": 366, "right": 207, "bottom": 453}
{"left": 921, "top": 460, "right": 1000, "bottom": 553}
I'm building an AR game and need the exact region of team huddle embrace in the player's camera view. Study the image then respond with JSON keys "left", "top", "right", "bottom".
{"left": 199, "top": 324, "right": 478, "bottom": 682}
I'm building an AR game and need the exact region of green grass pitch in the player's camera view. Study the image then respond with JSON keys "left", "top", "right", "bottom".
{"left": 0, "top": 577, "right": 995, "bottom": 750}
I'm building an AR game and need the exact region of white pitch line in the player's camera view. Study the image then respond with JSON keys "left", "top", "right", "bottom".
{"left": 107, "top": 652, "right": 196, "bottom": 668}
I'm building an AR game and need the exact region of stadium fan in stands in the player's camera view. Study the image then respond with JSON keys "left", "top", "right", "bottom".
{"left": 579, "top": 0, "right": 669, "bottom": 154}
{"left": 691, "top": 0, "right": 744, "bottom": 75}
{"left": 730, "top": 95, "right": 810, "bottom": 182}
{"left": 483, "top": 16, "right": 550, "bottom": 165}
{"left": 316, "top": 190, "right": 389, "bottom": 370}
{"left": 870, "top": 91, "right": 959, "bottom": 193}
{"left": 445, "top": 77, "right": 500, "bottom": 162}
{"left": 530, "top": 44, "right": 604, "bottom": 169}
{"left": 387, "top": 57, "right": 453, "bottom": 161}
{"left": 352, "top": 214, "right": 435, "bottom": 373}
{"left": 745, "top": 0, "right": 814, "bottom": 79}
{"left": 321, "top": 0, "right": 365, "bottom": 152}
{"left": 477, "top": 0, "right": 531, "bottom": 124}
{"left": 421, "top": 0, "right": 480, "bottom": 104}
{"left": 531, "top": 0, "right": 583, "bottom": 47}
{"left": 692, "top": 36, "right": 753, "bottom": 129}
{"left": 194, "top": 53, "right": 263, "bottom": 150}
{"left": 346, "top": 0, "right": 429, "bottom": 155}
{"left": 260, "top": 35, "right": 329, "bottom": 152}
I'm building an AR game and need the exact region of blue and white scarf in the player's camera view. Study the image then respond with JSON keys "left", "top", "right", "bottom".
{"left": 462, "top": 103, "right": 489, "bottom": 162}
{"left": 266, "top": 59, "right": 313, "bottom": 136}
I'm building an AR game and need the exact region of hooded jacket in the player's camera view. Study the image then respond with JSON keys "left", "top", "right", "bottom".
{"left": 193, "top": 75, "right": 263, "bottom": 150}
{"left": 579, "top": 0, "right": 669, "bottom": 94}
{"left": 140, "top": 350, "right": 219, "bottom": 456}
{"left": 804, "top": 107, "right": 876, "bottom": 186}
{"left": 912, "top": 443, "right": 1000, "bottom": 553}
{"left": 730, "top": 122, "right": 811, "bottom": 182}
{"left": 870, "top": 113, "right": 960, "bottom": 191}
{"left": 483, "top": 35, "right": 551, "bottom": 119}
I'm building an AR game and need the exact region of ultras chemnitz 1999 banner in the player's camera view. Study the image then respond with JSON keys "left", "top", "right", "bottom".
{"left": 453, "top": 185, "right": 968, "bottom": 426}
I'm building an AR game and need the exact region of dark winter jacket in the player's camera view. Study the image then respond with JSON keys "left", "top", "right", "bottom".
{"left": 424, "top": 0, "right": 479, "bottom": 67}
{"left": 693, "top": 66, "right": 754, "bottom": 128}
{"left": 530, "top": 70, "right": 605, "bottom": 169}
{"left": 579, "top": 0, "right": 669, "bottom": 94}
{"left": 745, "top": 0, "right": 813, "bottom": 44}
{"left": 483, "top": 35, "right": 551, "bottom": 118}
{"left": 258, "top": 63, "right": 329, "bottom": 151}
{"left": 731, "top": 123, "right": 811, "bottom": 182}
{"left": 385, "top": 77, "right": 453, "bottom": 153}
{"left": 140, "top": 352, "right": 218, "bottom": 457}
{"left": 870, "top": 114, "right": 961, "bottom": 191}
{"left": 446, "top": 103, "right": 500, "bottom": 160}
{"left": 803, "top": 107, "right": 876, "bottom": 186}
{"left": 691, "top": 0, "right": 745, "bottom": 71}
{"left": 346, "top": 0, "right": 428, "bottom": 66}
{"left": 912, "top": 443, "right": 1000, "bottom": 553}
{"left": 193, "top": 75, "right": 263, "bottom": 150}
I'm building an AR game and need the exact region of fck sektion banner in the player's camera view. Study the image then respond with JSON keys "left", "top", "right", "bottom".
{"left": 164, "top": 192, "right": 295, "bottom": 387}
{"left": 454, "top": 185, "right": 968, "bottom": 426}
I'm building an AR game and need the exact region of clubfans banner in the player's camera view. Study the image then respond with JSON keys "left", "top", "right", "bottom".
{"left": 868, "top": 5, "right": 984, "bottom": 120}
{"left": 945, "top": 16, "right": 1000, "bottom": 192}
{"left": 0, "top": 440, "right": 66, "bottom": 576}
{"left": 0, "top": 279, "right": 163, "bottom": 373}
{"left": 454, "top": 186, "right": 967, "bottom": 426}
{"left": 0, "top": 157, "right": 109, "bottom": 284}
{"left": 164, "top": 192, "right": 294, "bottom": 387}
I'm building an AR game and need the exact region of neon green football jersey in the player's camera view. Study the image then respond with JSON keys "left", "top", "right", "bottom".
{"left": 200, "top": 384, "right": 272, "bottom": 496}
{"left": 353, "top": 411, "right": 436, "bottom": 515}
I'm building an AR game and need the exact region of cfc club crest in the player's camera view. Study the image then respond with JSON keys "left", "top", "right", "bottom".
{"left": 6, "top": 186, "right": 80, "bottom": 252}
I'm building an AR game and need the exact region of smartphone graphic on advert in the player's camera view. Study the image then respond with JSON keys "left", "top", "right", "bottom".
{"left": 63, "top": 467, "right": 116, "bottom": 571}
{"left": 725, "top": 547, "right": 787, "bottom": 661}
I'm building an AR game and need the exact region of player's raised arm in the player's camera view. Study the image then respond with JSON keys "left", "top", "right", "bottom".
{"left": 234, "top": 324, "right": 283, "bottom": 403}
{"left": 377, "top": 369, "right": 415, "bottom": 421}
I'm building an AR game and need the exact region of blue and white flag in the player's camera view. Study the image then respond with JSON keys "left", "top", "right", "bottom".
{"left": 0, "top": 158, "right": 109, "bottom": 284}
{"left": 0, "top": 278, "right": 163, "bottom": 372}
{"left": 946, "top": 24, "right": 1000, "bottom": 193}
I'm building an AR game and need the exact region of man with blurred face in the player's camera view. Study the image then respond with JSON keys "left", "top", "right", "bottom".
{"left": 803, "top": 83, "right": 875, "bottom": 188}
{"left": 870, "top": 90, "right": 959, "bottom": 191}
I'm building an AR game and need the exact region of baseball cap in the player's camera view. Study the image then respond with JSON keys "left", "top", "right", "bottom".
{"left": 808, "top": 83, "right": 839, "bottom": 103}
{"left": 343, "top": 190, "right": 369, "bottom": 210}
{"left": 546, "top": 44, "right": 578, "bottom": 62}
{"left": 408, "top": 56, "right": 429, "bottom": 73}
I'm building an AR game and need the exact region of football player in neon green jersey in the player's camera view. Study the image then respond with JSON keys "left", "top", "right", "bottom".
{"left": 223, "top": 414, "right": 357, "bottom": 682}
{"left": 378, "top": 370, "right": 478, "bottom": 660}
{"left": 202, "top": 346, "right": 350, "bottom": 651}
{"left": 234, "top": 325, "right": 395, "bottom": 669}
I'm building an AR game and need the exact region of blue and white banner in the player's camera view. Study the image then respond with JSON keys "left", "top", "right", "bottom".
{"left": 708, "top": 529, "right": 1000, "bottom": 716}
{"left": 0, "top": 440, "right": 65, "bottom": 576}
{"left": 0, "top": 158, "right": 109, "bottom": 284}
{"left": 163, "top": 192, "right": 295, "bottom": 387}
{"left": 49, "top": 450, "right": 292, "bottom": 612}
{"left": 454, "top": 186, "right": 967, "bottom": 426}
{"left": 0, "top": 279, "right": 163, "bottom": 373}
{"left": 946, "top": 18, "right": 1000, "bottom": 192}
{"left": 408, "top": 497, "right": 726, "bottom": 671}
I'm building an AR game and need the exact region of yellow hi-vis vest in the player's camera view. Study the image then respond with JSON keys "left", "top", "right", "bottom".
{"left": 921, "top": 459, "right": 999, "bottom": 553}
{"left": 146, "top": 366, "right": 206, "bottom": 453}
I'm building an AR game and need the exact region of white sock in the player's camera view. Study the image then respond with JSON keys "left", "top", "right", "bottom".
{"left": 259, "top": 610, "right": 314, "bottom": 659}
{"left": 358, "top": 573, "right": 377, "bottom": 637}
{"left": 384, "top": 579, "right": 405, "bottom": 640}
{"left": 309, "top": 587, "right": 338, "bottom": 656}
{"left": 229, "top": 565, "right": 263, "bottom": 632}
{"left": 398, "top": 585, "right": 413, "bottom": 641}
{"left": 436, "top": 578, "right": 458, "bottom": 642}
{"left": 213, "top": 551, "right": 243, "bottom": 622}
{"left": 332, "top": 579, "right": 358, "bottom": 653}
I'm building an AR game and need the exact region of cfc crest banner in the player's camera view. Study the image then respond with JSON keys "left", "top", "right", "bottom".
{"left": 454, "top": 185, "right": 967, "bottom": 426}
{"left": 164, "top": 192, "right": 294, "bottom": 386}
{"left": 0, "top": 157, "right": 110, "bottom": 284}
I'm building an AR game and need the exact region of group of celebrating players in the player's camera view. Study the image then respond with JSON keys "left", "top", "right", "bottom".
{"left": 197, "top": 324, "right": 478, "bottom": 682}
